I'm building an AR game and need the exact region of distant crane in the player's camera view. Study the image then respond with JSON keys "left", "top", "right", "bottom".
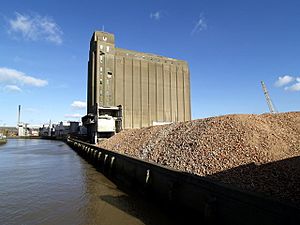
{"left": 261, "top": 81, "right": 278, "bottom": 113}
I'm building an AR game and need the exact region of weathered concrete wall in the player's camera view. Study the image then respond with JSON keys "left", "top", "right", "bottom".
{"left": 87, "top": 31, "right": 191, "bottom": 129}
{"left": 68, "top": 138, "right": 300, "bottom": 225}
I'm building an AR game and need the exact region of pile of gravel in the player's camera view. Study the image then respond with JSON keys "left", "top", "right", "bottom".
{"left": 99, "top": 112, "right": 300, "bottom": 206}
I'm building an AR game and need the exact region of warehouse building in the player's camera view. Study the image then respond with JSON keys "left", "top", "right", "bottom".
{"left": 83, "top": 31, "right": 191, "bottom": 142}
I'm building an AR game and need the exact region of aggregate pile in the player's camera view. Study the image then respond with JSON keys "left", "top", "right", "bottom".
{"left": 99, "top": 112, "right": 300, "bottom": 206}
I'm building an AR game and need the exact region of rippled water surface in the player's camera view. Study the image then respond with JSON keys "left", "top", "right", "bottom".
{"left": 0, "top": 139, "right": 180, "bottom": 225}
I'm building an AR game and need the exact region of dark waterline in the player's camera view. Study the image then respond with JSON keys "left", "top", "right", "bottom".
{"left": 0, "top": 139, "right": 180, "bottom": 225}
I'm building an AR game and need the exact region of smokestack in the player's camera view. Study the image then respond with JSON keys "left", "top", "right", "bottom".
{"left": 48, "top": 120, "right": 52, "bottom": 137}
{"left": 18, "top": 105, "right": 21, "bottom": 125}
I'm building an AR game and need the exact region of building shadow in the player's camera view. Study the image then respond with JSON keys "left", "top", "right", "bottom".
{"left": 97, "top": 156, "right": 300, "bottom": 225}
{"left": 207, "top": 156, "right": 300, "bottom": 208}
{"left": 98, "top": 193, "right": 196, "bottom": 225}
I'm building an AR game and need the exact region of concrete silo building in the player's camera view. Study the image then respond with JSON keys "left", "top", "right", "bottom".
{"left": 83, "top": 31, "right": 191, "bottom": 142}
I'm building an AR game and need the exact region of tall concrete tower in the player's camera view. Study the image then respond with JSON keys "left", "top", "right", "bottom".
{"left": 85, "top": 31, "right": 191, "bottom": 139}
{"left": 87, "top": 31, "right": 115, "bottom": 110}
{"left": 17, "top": 105, "right": 21, "bottom": 125}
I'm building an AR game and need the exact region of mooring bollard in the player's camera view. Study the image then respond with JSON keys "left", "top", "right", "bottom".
{"left": 104, "top": 154, "right": 108, "bottom": 165}
{"left": 110, "top": 156, "right": 115, "bottom": 168}
{"left": 145, "top": 169, "right": 150, "bottom": 184}
{"left": 93, "top": 150, "right": 97, "bottom": 159}
{"left": 107, "top": 156, "right": 115, "bottom": 176}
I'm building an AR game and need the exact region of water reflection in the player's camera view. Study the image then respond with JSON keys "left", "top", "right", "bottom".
{"left": 0, "top": 139, "right": 182, "bottom": 225}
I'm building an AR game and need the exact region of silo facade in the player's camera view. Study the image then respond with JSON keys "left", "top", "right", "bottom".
{"left": 87, "top": 31, "right": 191, "bottom": 129}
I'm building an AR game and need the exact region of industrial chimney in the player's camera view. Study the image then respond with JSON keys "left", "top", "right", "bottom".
{"left": 18, "top": 105, "right": 21, "bottom": 125}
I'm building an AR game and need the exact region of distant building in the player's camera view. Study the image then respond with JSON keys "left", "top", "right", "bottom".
{"left": 84, "top": 31, "right": 191, "bottom": 142}
{"left": 18, "top": 123, "right": 39, "bottom": 136}
{"left": 54, "top": 121, "right": 70, "bottom": 137}
{"left": 69, "top": 121, "right": 80, "bottom": 134}
{"left": 39, "top": 124, "right": 55, "bottom": 137}
{"left": 18, "top": 123, "right": 28, "bottom": 136}
{"left": 38, "top": 121, "right": 87, "bottom": 138}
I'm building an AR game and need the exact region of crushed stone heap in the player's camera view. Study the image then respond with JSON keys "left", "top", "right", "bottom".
{"left": 99, "top": 112, "right": 300, "bottom": 206}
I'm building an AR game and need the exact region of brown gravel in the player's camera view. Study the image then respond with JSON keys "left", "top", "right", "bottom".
{"left": 99, "top": 112, "right": 300, "bottom": 206}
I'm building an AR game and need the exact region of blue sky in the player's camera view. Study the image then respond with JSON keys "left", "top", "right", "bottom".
{"left": 0, "top": 0, "right": 299, "bottom": 126}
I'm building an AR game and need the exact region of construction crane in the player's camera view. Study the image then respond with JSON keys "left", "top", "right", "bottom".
{"left": 261, "top": 81, "right": 278, "bottom": 113}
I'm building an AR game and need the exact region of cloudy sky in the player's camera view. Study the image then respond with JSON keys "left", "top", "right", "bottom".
{"left": 0, "top": 0, "right": 299, "bottom": 126}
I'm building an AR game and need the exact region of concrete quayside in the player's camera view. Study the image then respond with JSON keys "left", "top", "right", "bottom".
{"left": 67, "top": 137, "right": 300, "bottom": 225}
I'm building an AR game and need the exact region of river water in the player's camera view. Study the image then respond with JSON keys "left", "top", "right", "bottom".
{"left": 0, "top": 139, "right": 181, "bottom": 225}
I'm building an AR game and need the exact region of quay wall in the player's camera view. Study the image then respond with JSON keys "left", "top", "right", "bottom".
{"left": 67, "top": 137, "right": 300, "bottom": 225}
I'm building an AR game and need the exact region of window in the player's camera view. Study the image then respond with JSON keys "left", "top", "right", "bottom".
{"left": 106, "top": 46, "right": 110, "bottom": 52}
{"left": 103, "top": 36, "right": 107, "bottom": 41}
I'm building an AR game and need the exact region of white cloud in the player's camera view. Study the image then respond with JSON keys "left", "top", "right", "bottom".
{"left": 0, "top": 67, "right": 48, "bottom": 87}
{"left": 150, "top": 11, "right": 161, "bottom": 20}
{"left": 284, "top": 82, "right": 300, "bottom": 92}
{"left": 64, "top": 113, "right": 83, "bottom": 118}
{"left": 296, "top": 77, "right": 300, "bottom": 82}
{"left": 4, "top": 85, "right": 22, "bottom": 92}
{"left": 8, "top": 12, "right": 63, "bottom": 44}
{"left": 191, "top": 15, "right": 207, "bottom": 35}
{"left": 71, "top": 101, "right": 86, "bottom": 109}
{"left": 275, "top": 75, "right": 294, "bottom": 87}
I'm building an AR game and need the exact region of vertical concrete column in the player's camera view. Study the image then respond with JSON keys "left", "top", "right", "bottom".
{"left": 163, "top": 63, "right": 171, "bottom": 122}
{"left": 170, "top": 64, "right": 178, "bottom": 122}
{"left": 99, "top": 48, "right": 104, "bottom": 106}
{"left": 87, "top": 59, "right": 91, "bottom": 112}
{"left": 156, "top": 62, "right": 164, "bottom": 122}
{"left": 132, "top": 59, "right": 141, "bottom": 128}
{"left": 140, "top": 60, "right": 143, "bottom": 128}
{"left": 113, "top": 55, "right": 116, "bottom": 105}
{"left": 124, "top": 57, "right": 133, "bottom": 129}
{"left": 92, "top": 51, "right": 97, "bottom": 107}
{"left": 149, "top": 61, "right": 156, "bottom": 125}
{"left": 177, "top": 65, "right": 184, "bottom": 122}
{"left": 115, "top": 55, "right": 124, "bottom": 107}
{"left": 182, "top": 66, "right": 186, "bottom": 121}
{"left": 183, "top": 65, "right": 191, "bottom": 121}
{"left": 147, "top": 61, "right": 150, "bottom": 126}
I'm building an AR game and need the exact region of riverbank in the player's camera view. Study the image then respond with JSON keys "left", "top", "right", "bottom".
{"left": 7, "top": 136, "right": 65, "bottom": 141}
{"left": 7, "top": 136, "right": 41, "bottom": 139}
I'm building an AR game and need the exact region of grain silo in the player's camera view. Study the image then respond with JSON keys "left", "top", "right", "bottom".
{"left": 83, "top": 31, "right": 191, "bottom": 142}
